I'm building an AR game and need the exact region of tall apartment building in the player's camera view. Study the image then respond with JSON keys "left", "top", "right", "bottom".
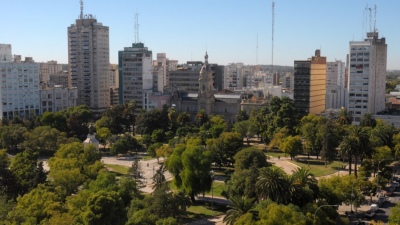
{"left": 0, "top": 44, "right": 12, "bottom": 62}
{"left": 224, "top": 63, "right": 252, "bottom": 90}
{"left": 153, "top": 53, "right": 178, "bottom": 93}
{"left": 118, "top": 43, "right": 153, "bottom": 113}
{"left": 0, "top": 56, "right": 40, "bottom": 119}
{"left": 326, "top": 60, "right": 345, "bottom": 109}
{"left": 68, "top": 13, "right": 110, "bottom": 114}
{"left": 40, "top": 61, "right": 63, "bottom": 87}
{"left": 293, "top": 49, "right": 326, "bottom": 116}
{"left": 109, "top": 64, "right": 118, "bottom": 88}
{"left": 348, "top": 32, "right": 387, "bottom": 123}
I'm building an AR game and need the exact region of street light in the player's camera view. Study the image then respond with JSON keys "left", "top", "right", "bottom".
{"left": 350, "top": 176, "right": 368, "bottom": 213}
{"left": 313, "top": 205, "right": 338, "bottom": 225}
{"left": 210, "top": 170, "right": 214, "bottom": 212}
{"left": 376, "top": 158, "right": 394, "bottom": 194}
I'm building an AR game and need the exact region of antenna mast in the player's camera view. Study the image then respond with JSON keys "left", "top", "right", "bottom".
{"left": 80, "top": 0, "right": 84, "bottom": 19}
{"left": 368, "top": 7, "right": 372, "bottom": 32}
{"left": 271, "top": 1, "right": 275, "bottom": 73}
{"left": 134, "top": 13, "right": 140, "bottom": 43}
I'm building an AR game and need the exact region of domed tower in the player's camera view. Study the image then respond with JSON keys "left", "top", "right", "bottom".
{"left": 198, "top": 52, "right": 215, "bottom": 115}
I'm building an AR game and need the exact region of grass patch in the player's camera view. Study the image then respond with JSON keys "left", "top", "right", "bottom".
{"left": 290, "top": 159, "right": 345, "bottom": 177}
{"left": 187, "top": 205, "right": 223, "bottom": 217}
{"left": 266, "top": 151, "right": 287, "bottom": 158}
{"left": 105, "top": 164, "right": 129, "bottom": 175}
{"left": 205, "top": 181, "right": 225, "bottom": 198}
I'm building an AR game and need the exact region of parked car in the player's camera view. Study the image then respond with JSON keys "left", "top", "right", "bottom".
{"left": 370, "top": 204, "right": 379, "bottom": 212}
{"left": 364, "top": 210, "right": 376, "bottom": 219}
{"left": 390, "top": 182, "right": 400, "bottom": 188}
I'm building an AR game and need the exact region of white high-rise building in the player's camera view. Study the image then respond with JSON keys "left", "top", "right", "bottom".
{"left": 0, "top": 44, "right": 12, "bottom": 62}
{"left": 326, "top": 60, "right": 345, "bottom": 109}
{"left": 0, "top": 56, "right": 40, "bottom": 119}
{"left": 224, "top": 63, "right": 252, "bottom": 90}
{"left": 348, "top": 32, "right": 387, "bottom": 123}
{"left": 118, "top": 43, "right": 153, "bottom": 113}
{"left": 68, "top": 13, "right": 110, "bottom": 114}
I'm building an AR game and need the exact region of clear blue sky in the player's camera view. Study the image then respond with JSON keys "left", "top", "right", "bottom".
{"left": 1, "top": 0, "right": 399, "bottom": 69}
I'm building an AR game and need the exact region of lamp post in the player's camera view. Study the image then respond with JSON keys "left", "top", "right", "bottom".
{"left": 377, "top": 158, "right": 393, "bottom": 194}
{"left": 314, "top": 205, "right": 338, "bottom": 225}
{"left": 210, "top": 170, "right": 214, "bottom": 211}
{"left": 350, "top": 176, "right": 367, "bottom": 213}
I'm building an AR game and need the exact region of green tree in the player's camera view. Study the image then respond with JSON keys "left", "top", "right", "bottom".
{"left": 233, "top": 147, "right": 268, "bottom": 171}
{"left": 300, "top": 114, "right": 327, "bottom": 158}
{"left": 256, "top": 202, "right": 307, "bottom": 225}
{"left": 279, "top": 135, "right": 302, "bottom": 160}
{"left": 0, "top": 150, "right": 18, "bottom": 200}
{"left": 223, "top": 195, "right": 257, "bottom": 225}
{"left": 83, "top": 191, "right": 126, "bottom": 225}
{"left": 147, "top": 142, "right": 163, "bottom": 163}
{"left": 40, "top": 111, "right": 68, "bottom": 133}
{"left": 110, "top": 133, "right": 141, "bottom": 155}
{"left": 0, "top": 124, "right": 27, "bottom": 150}
{"left": 63, "top": 105, "right": 93, "bottom": 140}
{"left": 237, "top": 110, "right": 250, "bottom": 122}
{"left": 319, "top": 119, "right": 338, "bottom": 166}
{"left": 206, "top": 132, "right": 243, "bottom": 167}
{"left": 389, "top": 202, "right": 400, "bottom": 225}
{"left": 152, "top": 129, "right": 166, "bottom": 143}
{"left": 360, "top": 112, "right": 377, "bottom": 128}
{"left": 22, "top": 125, "right": 69, "bottom": 154}
{"left": 10, "top": 149, "right": 47, "bottom": 196}
{"left": 336, "top": 108, "right": 352, "bottom": 125}
{"left": 180, "top": 145, "right": 213, "bottom": 202}
{"left": 95, "top": 127, "right": 111, "bottom": 150}
{"left": 256, "top": 167, "right": 290, "bottom": 204}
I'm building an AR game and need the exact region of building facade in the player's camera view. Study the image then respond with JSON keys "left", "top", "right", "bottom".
{"left": 293, "top": 49, "right": 326, "bottom": 116}
{"left": 0, "top": 44, "right": 12, "bottom": 62}
{"left": 326, "top": 60, "right": 345, "bottom": 109}
{"left": 68, "top": 14, "right": 110, "bottom": 114}
{"left": 118, "top": 43, "right": 153, "bottom": 113}
{"left": 0, "top": 56, "right": 40, "bottom": 119}
{"left": 49, "top": 71, "right": 69, "bottom": 88}
{"left": 40, "top": 85, "right": 77, "bottom": 114}
{"left": 40, "top": 61, "right": 63, "bottom": 87}
{"left": 347, "top": 32, "right": 387, "bottom": 123}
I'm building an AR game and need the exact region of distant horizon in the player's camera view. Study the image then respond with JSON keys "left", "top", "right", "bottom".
{"left": 1, "top": 0, "right": 399, "bottom": 70}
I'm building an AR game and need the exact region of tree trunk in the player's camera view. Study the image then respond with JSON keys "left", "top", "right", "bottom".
{"left": 354, "top": 157, "right": 358, "bottom": 178}
{"left": 348, "top": 154, "right": 352, "bottom": 175}
{"left": 190, "top": 192, "right": 196, "bottom": 203}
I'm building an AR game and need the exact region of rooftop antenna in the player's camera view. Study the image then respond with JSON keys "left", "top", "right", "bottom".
{"left": 80, "top": 0, "right": 84, "bottom": 19}
{"left": 134, "top": 13, "right": 140, "bottom": 43}
{"left": 369, "top": 7, "right": 372, "bottom": 32}
{"left": 271, "top": 0, "right": 275, "bottom": 73}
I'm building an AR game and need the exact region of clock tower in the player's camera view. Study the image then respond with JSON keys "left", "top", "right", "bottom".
{"left": 198, "top": 52, "right": 215, "bottom": 115}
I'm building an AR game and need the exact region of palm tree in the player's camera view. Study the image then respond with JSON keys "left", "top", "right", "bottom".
{"left": 360, "top": 112, "right": 377, "bottom": 128}
{"left": 336, "top": 108, "right": 352, "bottom": 125}
{"left": 291, "top": 167, "right": 317, "bottom": 187}
{"left": 339, "top": 126, "right": 370, "bottom": 178}
{"left": 256, "top": 167, "right": 289, "bottom": 204}
{"left": 223, "top": 195, "right": 257, "bottom": 225}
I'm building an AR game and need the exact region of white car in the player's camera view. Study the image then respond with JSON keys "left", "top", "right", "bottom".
{"left": 370, "top": 204, "right": 379, "bottom": 212}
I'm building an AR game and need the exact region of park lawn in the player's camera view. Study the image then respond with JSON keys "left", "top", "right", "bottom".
{"left": 290, "top": 159, "right": 345, "bottom": 177}
{"left": 168, "top": 181, "right": 225, "bottom": 198}
{"left": 266, "top": 151, "right": 287, "bottom": 158}
{"left": 204, "top": 181, "right": 225, "bottom": 198}
{"left": 187, "top": 205, "right": 223, "bottom": 217}
{"left": 105, "top": 164, "right": 129, "bottom": 175}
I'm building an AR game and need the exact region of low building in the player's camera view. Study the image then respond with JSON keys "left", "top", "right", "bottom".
{"left": 40, "top": 85, "right": 77, "bottom": 113}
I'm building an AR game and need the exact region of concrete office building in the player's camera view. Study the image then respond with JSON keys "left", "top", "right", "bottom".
{"left": 224, "top": 63, "right": 252, "bottom": 90}
{"left": 68, "top": 12, "right": 110, "bottom": 114}
{"left": 40, "top": 61, "right": 63, "bottom": 87}
{"left": 0, "top": 44, "right": 12, "bottom": 62}
{"left": 326, "top": 60, "right": 346, "bottom": 109}
{"left": 293, "top": 49, "right": 326, "bottom": 116}
{"left": 0, "top": 56, "right": 40, "bottom": 119}
{"left": 49, "top": 71, "right": 69, "bottom": 88}
{"left": 40, "top": 85, "right": 77, "bottom": 114}
{"left": 118, "top": 42, "right": 153, "bottom": 113}
{"left": 347, "top": 32, "right": 387, "bottom": 123}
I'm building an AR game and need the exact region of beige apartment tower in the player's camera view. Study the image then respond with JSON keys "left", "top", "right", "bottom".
{"left": 294, "top": 50, "right": 326, "bottom": 116}
{"left": 68, "top": 13, "right": 110, "bottom": 114}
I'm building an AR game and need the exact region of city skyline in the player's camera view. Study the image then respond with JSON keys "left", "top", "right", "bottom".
{"left": 1, "top": 0, "right": 399, "bottom": 69}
